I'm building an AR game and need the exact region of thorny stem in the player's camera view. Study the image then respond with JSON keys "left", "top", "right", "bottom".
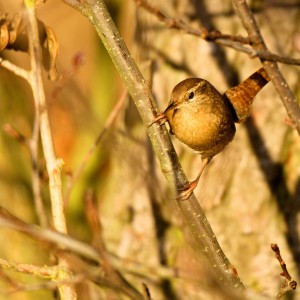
{"left": 24, "top": 1, "right": 76, "bottom": 299}
{"left": 65, "top": 0, "right": 245, "bottom": 291}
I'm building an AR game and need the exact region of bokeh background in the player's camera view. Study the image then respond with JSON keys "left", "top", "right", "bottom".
{"left": 0, "top": 0, "right": 300, "bottom": 299}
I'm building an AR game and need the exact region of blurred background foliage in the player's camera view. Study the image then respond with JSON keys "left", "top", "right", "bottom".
{"left": 0, "top": 0, "right": 300, "bottom": 299}
{"left": 0, "top": 0, "right": 125, "bottom": 299}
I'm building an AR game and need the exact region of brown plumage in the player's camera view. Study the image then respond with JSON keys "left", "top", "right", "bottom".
{"left": 165, "top": 78, "right": 236, "bottom": 160}
{"left": 152, "top": 68, "right": 270, "bottom": 199}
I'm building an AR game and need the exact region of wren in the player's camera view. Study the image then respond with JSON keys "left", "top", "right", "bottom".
{"left": 152, "top": 68, "right": 270, "bottom": 199}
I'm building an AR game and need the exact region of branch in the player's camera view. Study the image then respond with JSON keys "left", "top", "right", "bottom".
{"left": 25, "top": 0, "right": 67, "bottom": 235}
{"left": 1, "top": 3, "right": 75, "bottom": 295}
{"left": 134, "top": 0, "right": 249, "bottom": 44}
{"left": 232, "top": 0, "right": 300, "bottom": 135}
{"left": 0, "top": 206, "right": 143, "bottom": 299}
{"left": 0, "top": 205, "right": 172, "bottom": 277}
{"left": 24, "top": 0, "right": 76, "bottom": 298}
{"left": 1, "top": 206, "right": 270, "bottom": 299}
{"left": 0, "top": 206, "right": 100, "bottom": 262}
{"left": 64, "top": 0, "right": 245, "bottom": 291}
{"left": 134, "top": 0, "right": 300, "bottom": 66}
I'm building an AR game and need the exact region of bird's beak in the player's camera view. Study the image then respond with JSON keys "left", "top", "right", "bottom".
{"left": 163, "top": 100, "right": 175, "bottom": 113}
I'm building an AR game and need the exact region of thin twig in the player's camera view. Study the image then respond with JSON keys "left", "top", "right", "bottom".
{"left": 1, "top": 203, "right": 179, "bottom": 281}
{"left": 142, "top": 283, "right": 152, "bottom": 300}
{"left": 0, "top": 206, "right": 188, "bottom": 282}
{"left": 135, "top": 0, "right": 250, "bottom": 43}
{"left": 0, "top": 206, "right": 100, "bottom": 262}
{"left": 215, "top": 39, "right": 300, "bottom": 65}
{"left": 0, "top": 205, "right": 135, "bottom": 275}
{"left": 0, "top": 258, "right": 58, "bottom": 278}
{"left": 4, "top": 278, "right": 75, "bottom": 295}
{"left": 84, "top": 191, "right": 144, "bottom": 299}
{"left": 3, "top": 124, "right": 47, "bottom": 227}
{"left": 0, "top": 259, "right": 96, "bottom": 295}
{"left": 3, "top": 124, "right": 27, "bottom": 144}
{"left": 134, "top": 0, "right": 300, "bottom": 66}
{"left": 64, "top": 0, "right": 245, "bottom": 291}
{"left": 63, "top": 91, "right": 127, "bottom": 202}
{"left": 24, "top": 0, "right": 76, "bottom": 299}
{"left": 29, "top": 114, "right": 48, "bottom": 227}
{"left": 0, "top": 206, "right": 143, "bottom": 299}
{"left": 0, "top": 206, "right": 254, "bottom": 299}
{"left": 271, "top": 244, "right": 297, "bottom": 299}
{"left": 84, "top": 190, "right": 105, "bottom": 252}
{"left": 232, "top": 0, "right": 300, "bottom": 135}
{"left": 0, "top": 57, "right": 30, "bottom": 80}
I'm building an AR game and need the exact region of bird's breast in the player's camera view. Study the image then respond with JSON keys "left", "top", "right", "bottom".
{"left": 166, "top": 102, "right": 236, "bottom": 158}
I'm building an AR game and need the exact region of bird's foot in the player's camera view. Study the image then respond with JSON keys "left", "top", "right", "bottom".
{"left": 176, "top": 180, "right": 198, "bottom": 200}
{"left": 148, "top": 113, "right": 167, "bottom": 127}
{"left": 176, "top": 158, "right": 210, "bottom": 200}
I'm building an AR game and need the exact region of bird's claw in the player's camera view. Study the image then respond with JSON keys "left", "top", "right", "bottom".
{"left": 148, "top": 113, "right": 167, "bottom": 127}
{"left": 176, "top": 181, "right": 198, "bottom": 200}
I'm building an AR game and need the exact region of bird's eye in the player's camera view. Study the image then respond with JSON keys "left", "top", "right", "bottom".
{"left": 188, "top": 91, "right": 194, "bottom": 100}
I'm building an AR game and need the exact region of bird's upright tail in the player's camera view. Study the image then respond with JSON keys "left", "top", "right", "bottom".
{"left": 224, "top": 68, "right": 270, "bottom": 123}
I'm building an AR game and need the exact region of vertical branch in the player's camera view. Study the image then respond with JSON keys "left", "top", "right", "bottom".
{"left": 232, "top": 0, "right": 300, "bottom": 134}
{"left": 24, "top": 0, "right": 76, "bottom": 299}
{"left": 25, "top": 3, "right": 66, "bottom": 235}
{"left": 29, "top": 116, "right": 48, "bottom": 227}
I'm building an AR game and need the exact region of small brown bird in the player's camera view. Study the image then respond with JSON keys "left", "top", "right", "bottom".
{"left": 152, "top": 68, "right": 270, "bottom": 199}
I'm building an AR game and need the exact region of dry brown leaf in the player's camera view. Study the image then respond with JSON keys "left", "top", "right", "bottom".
{"left": 0, "top": 11, "right": 59, "bottom": 81}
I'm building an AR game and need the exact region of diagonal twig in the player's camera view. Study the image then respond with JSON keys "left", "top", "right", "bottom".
{"left": 134, "top": 0, "right": 300, "bottom": 66}
{"left": 63, "top": 91, "right": 127, "bottom": 202}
